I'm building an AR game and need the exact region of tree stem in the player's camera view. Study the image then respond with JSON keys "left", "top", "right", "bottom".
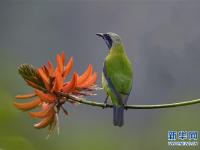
{"left": 58, "top": 92, "right": 200, "bottom": 109}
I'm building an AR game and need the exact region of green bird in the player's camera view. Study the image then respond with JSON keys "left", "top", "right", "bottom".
{"left": 96, "top": 32, "right": 133, "bottom": 127}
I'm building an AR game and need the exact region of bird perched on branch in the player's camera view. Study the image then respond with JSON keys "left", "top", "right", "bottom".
{"left": 96, "top": 32, "right": 133, "bottom": 127}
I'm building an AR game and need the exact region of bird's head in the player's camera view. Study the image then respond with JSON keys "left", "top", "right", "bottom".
{"left": 96, "top": 32, "right": 122, "bottom": 50}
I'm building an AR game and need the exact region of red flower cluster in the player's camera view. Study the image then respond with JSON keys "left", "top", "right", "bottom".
{"left": 14, "top": 52, "right": 97, "bottom": 131}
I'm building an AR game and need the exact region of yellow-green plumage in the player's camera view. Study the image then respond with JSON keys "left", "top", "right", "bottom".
{"left": 102, "top": 45, "right": 132, "bottom": 105}
{"left": 97, "top": 32, "right": 133, "bottom": 127}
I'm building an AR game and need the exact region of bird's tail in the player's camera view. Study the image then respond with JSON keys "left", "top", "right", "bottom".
{"left": 113, "top": 105, "right": 124, "bottom": 127}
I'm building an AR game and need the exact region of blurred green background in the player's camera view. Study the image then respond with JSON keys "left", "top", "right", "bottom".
{"left": 0, "top": 0, "right": 200, "bottom": 150}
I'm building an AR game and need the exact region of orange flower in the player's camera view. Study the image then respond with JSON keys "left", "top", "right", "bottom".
{"left": 14, "top": 51, "right": 98, "bottom": 133}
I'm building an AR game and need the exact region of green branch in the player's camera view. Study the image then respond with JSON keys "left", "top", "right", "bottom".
{"left": 58, "top": 92, "right": 200, "bottom": 109}
{"left": 19, "top": 63, "right": 200, "bottom": 110}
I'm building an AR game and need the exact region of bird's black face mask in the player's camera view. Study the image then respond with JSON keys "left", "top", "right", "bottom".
{"left": 103, "top": 34, "right": 113, "bottom": 50}
{"left": 96, "top": 33, "right": 113, "bottom": 50}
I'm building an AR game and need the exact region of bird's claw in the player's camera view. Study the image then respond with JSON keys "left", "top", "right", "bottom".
{"left": 124, "top": 105, "right": 128, "bottom": 110}
{"left": 102, "top": 103, "right": 107, "bottom": 109}
{"left": 102, "top": 95, "right": 109, "bottom": 109}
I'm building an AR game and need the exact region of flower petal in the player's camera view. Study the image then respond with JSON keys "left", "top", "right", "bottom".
{"left": 54, "top": 69, "right": 64, "bottom": 92}
{"left": 63, "top": 57, "right": 73, "bottom": 79}
{"left": 16, "top": 93, "right": 36, "bottom": 99}
{"left": 34, "top": 110, "right": 55, "bottom": 129}
{"left": 61, "top": 51, "right": 66, "bottom": 65}
{"left": 48, "top": 60, "right": 54, "bottom": 77}
{"left": 29, "top": 107, "right": 51, "bottom": 118}
{"left": 78, "top": 72, "right": 97, "bottom": 88}
{"left": 42, "top": 102, "right": 50, "bottom": 110}
{"left": 77, "top": 64, "right": 92, "bottom": 85}
{"left": 63, "top": 72, "right": 77, "bottom": 93}
{"left": 38, "top": 68, "right": 50, "bottom": 90}
{"left": 26, "top": 80, "right": 41, "bottom": 89}
{"left": 35, "top": 89, "right": 56, "bottom": 103}
{"left": 43, "top": 65, "right": 49, "bottom": 77}
{"left": 14, "top": 98, "right": 41, "bottom": 111}
{"left": 56, "top": 54, "right": 63, "bottom": 73}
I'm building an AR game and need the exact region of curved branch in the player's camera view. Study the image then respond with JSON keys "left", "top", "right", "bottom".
{"left": 58, "top": 92, "right": 200, "bottom": 109}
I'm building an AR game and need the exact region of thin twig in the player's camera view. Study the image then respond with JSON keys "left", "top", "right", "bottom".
{"left": 58, "top": 92, "right": 200, "bottom": 109}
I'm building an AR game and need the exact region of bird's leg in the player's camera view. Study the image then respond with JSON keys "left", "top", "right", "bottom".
{"left": 103, "top": 94, "right": 109, "bottom": 108}
{"left": 124, "top": 104, "right": 128, "bottom": 110}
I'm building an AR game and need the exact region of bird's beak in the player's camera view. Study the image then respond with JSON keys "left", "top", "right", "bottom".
{"left": 96, "top": 33, "right": 104, "bottom": 38}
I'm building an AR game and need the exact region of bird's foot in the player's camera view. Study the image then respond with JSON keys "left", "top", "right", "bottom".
{"left": 124, "top": 104, "right": 128, "bottom": 110}
{"left": 102, "top": 101, "right": 108, "bottom": 109}
{"left": 125, "top": 106, "right": 128, "bottom": 110}
{"left": 102, "top": 95, "right": 109, "bottom": 109}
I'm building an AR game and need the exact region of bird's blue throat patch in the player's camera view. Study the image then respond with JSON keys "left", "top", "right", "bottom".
{"left": 103, "top": 34, "right": 112, "bottom": 50}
